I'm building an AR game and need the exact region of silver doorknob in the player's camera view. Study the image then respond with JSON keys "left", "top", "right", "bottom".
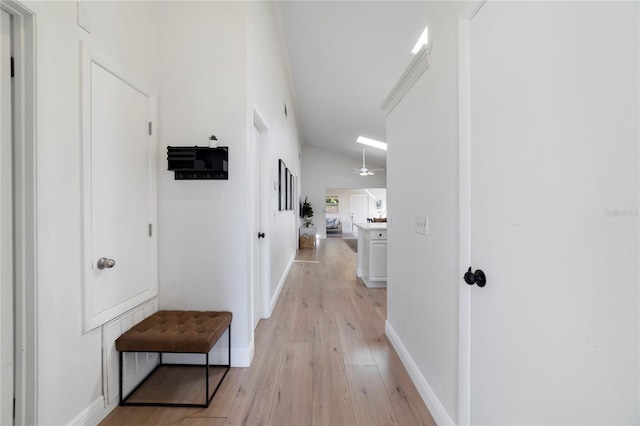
{"left": 97, "top": 257, "right": 116, "bottom": 270}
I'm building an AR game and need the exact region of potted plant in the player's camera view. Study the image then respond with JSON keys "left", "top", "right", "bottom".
{"left": 208, "top": 134, "right": 218, "bottom": 148}
{"left": 301, "top": 196, "right": 313, "bottom": 227}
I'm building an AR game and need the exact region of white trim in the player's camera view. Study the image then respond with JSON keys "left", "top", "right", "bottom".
{"left": 0, "top": 1, "right": 38, "bottom": 424}
{"left": 233, "top": 338, "right": 254, "bottom": 367}
{"left": 267, "top": 253, "right": 293, "bottom": 318}
{"left": 460, "top": 0, "right": 487, "bottom": 20}
{"left": 80, "top": 41, "right": 158, "bottom": 332}
{"left": 83, "top": 41, "right": 150, "bottom": 98}
{"left": 68, "top": 396, "right": 105, "bottom": 426}
{"left": 380, "top": 44, "right": 432, "bottom": 116}
{"left": 251, "top": 105, "right": 272, "bottom": 326}
{"left": 252, "top": 104, "right": 270, "bottom": 132}
{"left": 457, "top": 16, "right": 472, "bottom": 426}
{"left": 385, "top": 321, "right": 455, "bottom": 426}
{"left": 457, "top": 2, "right": 486, "bottom": 425}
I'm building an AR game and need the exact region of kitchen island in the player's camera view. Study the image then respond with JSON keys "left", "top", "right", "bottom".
{"left": 354, "top": 223, "right": 387, "bottom": 288}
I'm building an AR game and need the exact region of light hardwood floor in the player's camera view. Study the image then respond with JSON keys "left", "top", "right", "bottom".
{"left": 101, "top": 238, "right": 435, "bottom": 426}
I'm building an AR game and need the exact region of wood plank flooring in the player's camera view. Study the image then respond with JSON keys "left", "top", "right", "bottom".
{"left": 100, "top": 238, "right": 435, "bottom": 426}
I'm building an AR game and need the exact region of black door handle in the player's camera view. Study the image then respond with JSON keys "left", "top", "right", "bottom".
{"left": 258, "top": 232, "right": 265, "bottom": 239}
{"left": 464, "top": 267, "right": 486, "bottom": 287}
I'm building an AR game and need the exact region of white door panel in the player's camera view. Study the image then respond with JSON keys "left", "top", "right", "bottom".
{"left": 90, "top": 63, "right": 151, "bottom": 315}
{"left": 467, "top": 2, "right": 639, "bottom": 424}
{"left": 82, "top": 43, "right": 158, "bottom": 330}
{"left": 350, "top": 193, "right": 368, "bottom": 234}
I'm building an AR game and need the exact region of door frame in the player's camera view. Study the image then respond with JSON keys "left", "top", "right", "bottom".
{"left": 1, "top": 9, "right": 14, "bottom": 426}
{"left": 80, "top": 41, "right": 158, "bottom": 332}
{"left": 250, "top": 105, "right": 270, "bottom": 331}
{"left": 457, "top": 1, "right": 486, "bottom": 425}
{"left": 0, "top": 1, "right": 37, "bottom": 424}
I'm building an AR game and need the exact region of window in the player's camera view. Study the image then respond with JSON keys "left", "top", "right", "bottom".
{"left": 325, "top": 195, "right": 339, "bottom": 213}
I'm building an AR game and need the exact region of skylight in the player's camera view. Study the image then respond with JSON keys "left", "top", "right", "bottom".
{"left": 411, "top": 25, "right": 429, "bottom": 54}
{"left": 356, "top": 136, "right": 387, "bottom": 151}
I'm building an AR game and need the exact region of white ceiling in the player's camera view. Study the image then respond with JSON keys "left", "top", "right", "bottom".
{"left": 279, "top": 1, "right": 428, "bottom": 169}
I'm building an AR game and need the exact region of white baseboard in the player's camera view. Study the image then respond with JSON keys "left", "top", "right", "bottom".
{"left": 385, "top": 321, "right": 456, "bottom": 426}
{"left": 267, "top": 253, "right": 293, "bottom": 317}
{"left": 68, "top": 396, "right": 106, "bottom": 426}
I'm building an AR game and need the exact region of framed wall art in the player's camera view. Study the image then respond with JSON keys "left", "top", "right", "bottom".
{"left": 285, "top": 167, "right": 291, "bottom": 210}
{"left": 278, "top": 159, "right": 286, "bottom": 211}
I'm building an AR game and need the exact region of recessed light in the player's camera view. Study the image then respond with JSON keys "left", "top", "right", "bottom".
{"left": 411, "top": 25, "right": 429, "bottom": 54}
{"left": 356, "top": 136, "right": 387, "bottom": 151}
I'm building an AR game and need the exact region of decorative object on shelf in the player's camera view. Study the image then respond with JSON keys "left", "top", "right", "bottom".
{"left": 301, "top": 196, "right": 313, "bottom": 227}
{"left": 208, "top": 134, "right": 218, "bottom": 148}
{"left": 167, "top": 146, "right": 228, "bottom": 180}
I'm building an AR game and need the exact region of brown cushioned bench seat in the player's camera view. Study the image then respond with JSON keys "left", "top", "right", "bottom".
{"left": 115, "top": 310, "right": 232, "bottom": 408}
{"left": 116, "top": 310, "right": 232, "bottom": 353}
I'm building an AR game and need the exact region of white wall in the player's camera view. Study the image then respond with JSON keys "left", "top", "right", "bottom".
{"left": 27, "top": 1, "right": 159, "bottom": 424}
{"left": 387, "top": 1, "right": 639, "bottom": 424}
{"left": 157, "top": 1, "right": 300, "bottom": 364}
{"left": 248, "top": 2, "right": 302, "bottom": 308}
{"left": 157, "top": 1, "right": 248, "bottom": 363}
{"left": 301, "top": 145, "right": 386, "bottom": 238}
{"left": 27, "top": 1, "right": 300, "bottom": 423}
{"left": 385, "top": 1, "right": 465, "bottom": 423}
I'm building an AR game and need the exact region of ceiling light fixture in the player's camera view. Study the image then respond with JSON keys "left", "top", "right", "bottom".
{"left": 411, "top": 25, "right": 429, "bottom": 54}
{"left": 356, "top": 136, "right": 387, "bottom": 151}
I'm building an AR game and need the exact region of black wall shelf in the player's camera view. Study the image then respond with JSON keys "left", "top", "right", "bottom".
{"left": 167, "top": 146, "right": 228, "bottom": 180}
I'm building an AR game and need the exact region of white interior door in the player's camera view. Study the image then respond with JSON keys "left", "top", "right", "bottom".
{"left": 0, "top": 9, "right": 13, "bottom": 426}
{"left": 82, "top": 45, "right": 158, "bottom": 330}
{"left": 251, "top": 124, "right": 262, "bottom": 330}
{"left": 466, "top": 2, "right": 639, "bottom": 424}
{"left": 349, "top": 193, "right": 368, "bottom": 234}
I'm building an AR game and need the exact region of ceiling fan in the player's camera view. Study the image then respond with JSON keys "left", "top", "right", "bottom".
{"left": 354, "top": 148, "right": 384, "bottom": 176}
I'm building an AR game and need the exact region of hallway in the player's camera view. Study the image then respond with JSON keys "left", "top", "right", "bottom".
{"left": 101, "top": 238, "right": 434, "bottom": 425}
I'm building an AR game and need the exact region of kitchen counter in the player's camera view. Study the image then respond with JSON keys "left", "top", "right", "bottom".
{"left": 354, "top": 223, "right": 387, "bottom": 288}
{"left": 354, "top": 223, "right": 387, "bottom": 231}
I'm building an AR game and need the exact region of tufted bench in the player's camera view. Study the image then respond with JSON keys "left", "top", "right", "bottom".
{"left": 116, "top": 310, "right": 232, "bottom": 408}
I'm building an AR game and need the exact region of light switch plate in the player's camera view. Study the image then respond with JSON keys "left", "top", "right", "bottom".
{"left": 415, "top": 214, "right": 428, "bottom": 236}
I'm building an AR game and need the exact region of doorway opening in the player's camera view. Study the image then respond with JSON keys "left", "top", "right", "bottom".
{"left": 323, "top": 187, "right": 386, "bottom": 239}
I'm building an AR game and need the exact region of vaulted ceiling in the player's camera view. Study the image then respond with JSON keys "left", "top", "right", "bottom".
{"left": 279, "top": 1, "right": 428, "bottom": 169}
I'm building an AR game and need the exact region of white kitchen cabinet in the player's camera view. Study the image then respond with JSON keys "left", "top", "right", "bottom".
{"left": 354, "top": 223, "right": 387, "bottom": 288}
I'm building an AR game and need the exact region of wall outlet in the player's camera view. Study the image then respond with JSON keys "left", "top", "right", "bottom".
{"left": 415, "top": 214, "right": 428, "bottom": 236}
